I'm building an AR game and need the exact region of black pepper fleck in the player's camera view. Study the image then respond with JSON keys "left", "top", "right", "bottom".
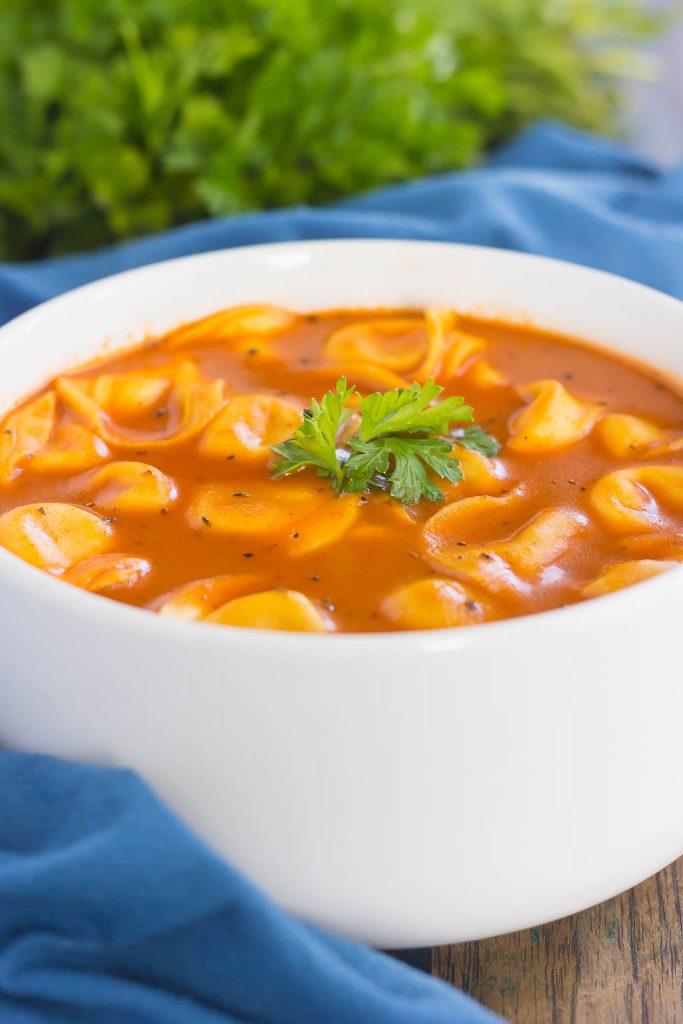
{"left": 38, "top": 506, "right": 46, "bottom": 515}
{"left": 201, "top": 515, "right": 211, "bottom": 526}
{"left": 310, "top": 575, "right": 320, "bottom": 582}
{"left": 232, "top": 492, "right": 247, "bottom": 497}
{"left": 242, "top": 552, "right": 254, "bottom": 558}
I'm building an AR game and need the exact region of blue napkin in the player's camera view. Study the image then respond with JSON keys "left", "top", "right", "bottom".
{"left": 1, "top": 120, "right": 682, "bottom": 1024}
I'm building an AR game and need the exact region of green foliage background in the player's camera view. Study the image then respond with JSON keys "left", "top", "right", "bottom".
{"left": 0, "top": 0, "right": 654, "bottom": 260}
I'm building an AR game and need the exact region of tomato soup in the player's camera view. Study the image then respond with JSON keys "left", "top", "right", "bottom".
{"left": 0, "top": 305, "right": 682, "bottom": 632}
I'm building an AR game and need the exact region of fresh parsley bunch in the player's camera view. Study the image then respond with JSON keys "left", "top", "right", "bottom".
{"left": 0, "top": 0, "right": 655, "bottom": 259}
{"left": 272, "top": 378, "right": 498, "bottom": 504}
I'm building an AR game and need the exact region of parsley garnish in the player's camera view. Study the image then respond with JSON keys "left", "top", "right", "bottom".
{"left": 271, "top": 378, "right": 498, "bottom": 504}
{"left": 453, "top": 424, "right": 501, "bottom": 457}
{"left": 271, "top": 377, "right": 354, "bottom": 493}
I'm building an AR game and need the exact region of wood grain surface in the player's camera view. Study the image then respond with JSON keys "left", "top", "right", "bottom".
{"left": 432, "top": 856, "right": 683, "bottom": 1023}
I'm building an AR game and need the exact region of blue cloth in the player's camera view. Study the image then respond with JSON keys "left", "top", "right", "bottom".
{"left": 0, "top": 753, "right": 498, "bottom": 1024}
{"left": 1, "top": 119, "right": 682, "bottom": 1023}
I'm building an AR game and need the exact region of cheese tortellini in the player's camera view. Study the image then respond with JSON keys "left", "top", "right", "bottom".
{"left": 205, "top": 589, "right": 329, "bottom": 632}
{"left": 57, "top": 361, "right": 225, "bottom": 448}
{"left": 590, "top": 465, "right": 683, "bottom": 534}
{"left": 156, "top": 574, "right": 272, "bottom": 621}
{"left": 83, "top": 462, "right": 178, "bottom": 513}
{"left": 63, "top": 553, "right": 151, "bottom": 593}
{"left": 580, "top": 559, "right": 679, "bottom": 598}
{"left": 0, "top": 391, "right": 109, "bottom": 482}
{"left": 380, "top": 578, "right": 494, "bottom": 629}
{"left": 199, "top": 394, "right": 302, "bottom": 461}
{"left": 508, "top": 379, "right": 599, "bottom": 453}
{"left": 187, "top": 478, "right": 359, "bottom": 556}
{"left": 0, "top": 503, "right": 112, "bottom": 571}
{"left": 423, "top": 494, "right": 588, "bottom": 596}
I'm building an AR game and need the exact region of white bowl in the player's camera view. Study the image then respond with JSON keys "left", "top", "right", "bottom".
{"left": 0, "top": 240, "right": 682, "bottom": 948}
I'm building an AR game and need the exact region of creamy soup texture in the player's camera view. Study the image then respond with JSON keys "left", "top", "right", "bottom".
{"left": 0, "top": 305, "right": 682, "bottom": 632}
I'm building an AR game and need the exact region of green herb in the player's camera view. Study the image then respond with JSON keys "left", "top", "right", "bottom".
{"left": 346, "top": 436, "right": 463, "bottom": 504}
{"left": 272, "top": 377, "right": 498, "bottom": 504}
{"left": 359, "top": 380, "right": 472, "bottom": 441}
{"left": 0, "top": 0, "right": 657, "bottom": 259}
{"left": 454, "top": 424, "right": 501, "bottom": 457}
{"left": 271, "top": 377, "right": 355, "bottom": 494}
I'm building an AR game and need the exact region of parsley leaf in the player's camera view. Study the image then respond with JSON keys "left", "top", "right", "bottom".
{"left": 454, "top": 425, "right": 501, "bottom": 457}
{"left": 271, "top": 377, "right": 353, "bottom": 492}
{"left": 360, "top": 379, "right": 473, "bottom": 441}
{"left": 347, "top": 436, "right": 463, "bottom": 503}
{"left": 271, "top": 375, "right": 498, "bottom": 504}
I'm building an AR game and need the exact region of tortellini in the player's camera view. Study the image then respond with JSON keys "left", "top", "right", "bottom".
{"left": 322, "top": 307, "right": 490, "bottom": 383}
{"left": 166, "top": 305, "right": 298, "bottom": 350}
{"left": 205, "top": 589, "right": 329, "bottom": 632}
{"left": 27, "top": 422, "right": 110, "bottom": 476}
{"left": 462, "top": 359, "right": 507, "bottom": 390}
{"left": 440, "top": 327, "right": 487, "bottom": 379}
{"left": 0, "top": 391, "right": 56, "bottom": 483}
{"left": 0, "top": 391, "right": 108, "bottom": 482}
{"left": 590, "top": 465, "right": 683, "bottom": 534}
{"left": 302, "top": 361, "right": 409, "bottom": 394}
{"left": 187, "top": 479, "right": 358, "bottom": 555}
{"left": 595, "top": 413, "right": 683, "bottom": 460}
{"left": 82, "top": 462, "right": 178, "bottom": 513}
{"left": 508, "top": 380, "right": 599, "bottom": 453}
{"left": 441, "top": 447, "right": 510, "bottom": 501}
{"left": 412, "top": 308, "right": 448, "bottom": 381}
{"left": 325, "top": 316, "right": 427, "bottom": 375}
{"left": 380, "top": 578, "right": 493, "bottom": 629}
{"left": 57, "top": 361, "right": 225, "bottom": 448}
{"left": 423, "top": 494, "right": 587, "bottom": 595}
{"left": 63, "top": 553, "right": 151, "bottom": 593}
{"left": 156, "top": 574, "right": 271, "bottom": 621}
{"left": 0, "top": 503, "right": 112, "bottom": 571}
{"left": 581, "top": 559, "right": 679, "bottom": 598}
{"left": 199, "top": 394, "right": 302, "bottom": 461}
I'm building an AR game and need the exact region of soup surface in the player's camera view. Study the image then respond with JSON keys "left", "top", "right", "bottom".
{"left": 0, "top": 305, "right": 682, "bottom": 632}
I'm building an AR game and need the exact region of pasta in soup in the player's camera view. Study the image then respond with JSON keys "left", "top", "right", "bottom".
{"left": 0, "top": 305, "right": 681, "bottom": 633}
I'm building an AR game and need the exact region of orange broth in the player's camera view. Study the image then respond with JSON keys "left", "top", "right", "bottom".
{"left": 0, "top": 305, "right": 682, "bottom": 632}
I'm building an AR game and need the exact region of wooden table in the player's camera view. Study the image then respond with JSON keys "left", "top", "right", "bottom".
{"left": 401, "top": 856, "right": 683, "bottom": 1022}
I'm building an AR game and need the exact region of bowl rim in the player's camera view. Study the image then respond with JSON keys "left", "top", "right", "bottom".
{"left": 2, "top": 236, "right": 683, "bottom": 652}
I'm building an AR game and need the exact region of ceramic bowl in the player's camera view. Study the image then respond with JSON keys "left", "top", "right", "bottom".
{"left": 0, "top": 240, "right": 681, "bottom": 947}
